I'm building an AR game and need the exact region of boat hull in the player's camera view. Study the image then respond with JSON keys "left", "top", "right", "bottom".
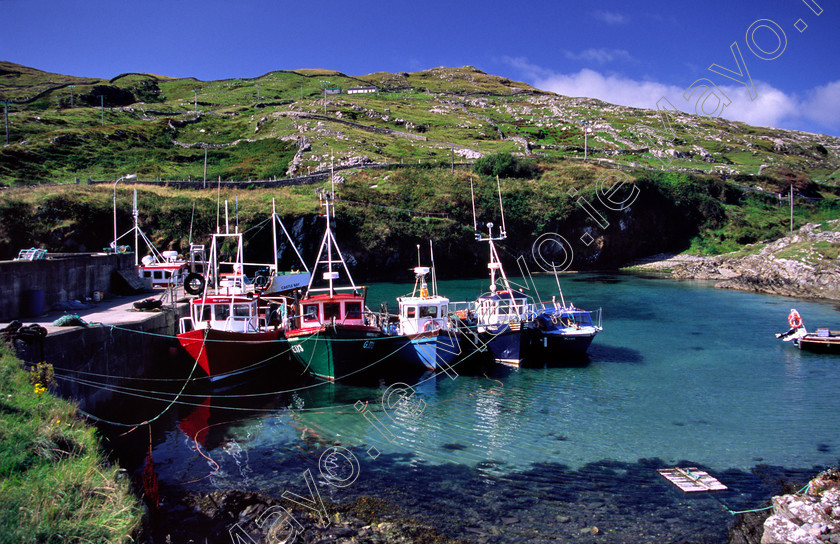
{"left": 177, "top": 328, "right": 289, "bottom": 381}
{"left": 400, "top": 331, "right": 461, "bottom": 374}
{"left": 478, "top": 323, "right": 528, "bottom": 366}
{"left": 286, "top": 325, "right": 401, "bottom": 381}
{"left": 530, "top": 330, "right": 596, "bottom": 360}
{"left": 797, "top": 336, "right": 840, "bottom": 353}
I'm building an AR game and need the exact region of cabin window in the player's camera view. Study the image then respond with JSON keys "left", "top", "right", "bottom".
{"left": 233, "top": 304, "right": 251, "bottom": 317}
{"left": 303, "top": 304, "right": 319, "bottom": 322}
{"left": 419, "top": 306, "right": 438, "bottom": 318}
{"left": 345, "top": 302, "right": 362, "bottom": 320}
{"left": 164, "top": 271, "right": 171, "bottom": 278}
{"left": 198, "top": 306, "right": 211, "bottom": 322}
{"left": 406, "top": 307, "right": 416, "bottom": 319}
{"left": 324, "top": 303, "right": 341, "bottom": 321}
{"left": 153, "top": 271, "right": 163, "bottom": 280}
{"left": 143, "top": 271, "right": 152, "bottom": 278}
{"left": 573, "top": 313, "right": 592, "bottom": 326}
{"left": 214, "top": 304, "right": 230, "bottom": 321}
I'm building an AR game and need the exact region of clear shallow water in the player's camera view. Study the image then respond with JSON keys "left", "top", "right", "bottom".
{"left": 101, "top": 273, "right": 840, "bottom": 542}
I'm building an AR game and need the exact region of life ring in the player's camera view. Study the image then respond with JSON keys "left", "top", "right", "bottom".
{"left": 422, "top": 320, "right": 439, "bottom": 333}
{"left": 184, "top": 272, "right": 205, "bottom": 296}
{"left": 788, "top": 309, "right": 803, "bottom": 329}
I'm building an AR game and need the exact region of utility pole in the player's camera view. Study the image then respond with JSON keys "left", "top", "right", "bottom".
{"left": 790, "top": 183, "right": 794, "bottom": 233}
{"left": 69, "top": 85, "right": 75, "bottom": 108}
{"left": 98, "top": 95, "right": 105, "bottom": 125}
{"left": 192, "top": 89, "right": 198, "bottom": 113}
{"left": 320, "top": 80, "right": 332, "bottom": 116}
{"left": 581, "top": 120, "right": 591, "bottom": 161}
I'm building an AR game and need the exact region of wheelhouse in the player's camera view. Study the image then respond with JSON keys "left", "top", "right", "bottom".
{"left": 296, "top": 293, "right": 366, "bottom": 329}
{"left": 398, "top": 298, "right": 450, "bottom": 335}
{"left": 475, "top": 290, "right": 531, "bottom": 326}
{"left": 180, "top": 295, "right": 265, "bottom": 334}
{"left": 139, "top": 263, "right": 187, "bottom": 288}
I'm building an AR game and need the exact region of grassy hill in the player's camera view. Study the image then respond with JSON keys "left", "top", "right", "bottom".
{"left": 1, "top": 61, "right": 839, "bottom": 272}
{"left": 1, "top": 61, "right": 839, "bottom": 185}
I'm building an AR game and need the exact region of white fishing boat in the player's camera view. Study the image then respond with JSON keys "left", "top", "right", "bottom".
{"left": 450, "top": 178, "right": 536, "bottom": 366}
{"left": 113, "top": 188, "right": 198, "bottom": 289}
{"left": 394, "top": 246, "right": 460, "bottom": 375}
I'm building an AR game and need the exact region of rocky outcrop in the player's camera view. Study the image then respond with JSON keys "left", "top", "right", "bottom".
{"left": 760, "top": 469, "right": 840, "bottom": 544}
{"left": 668, "top": 221, "right": 840, "bottom": 300}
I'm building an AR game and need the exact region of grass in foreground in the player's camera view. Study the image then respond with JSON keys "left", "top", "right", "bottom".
{"left": 0, "top": 344, "right": 141, "bottom": 543}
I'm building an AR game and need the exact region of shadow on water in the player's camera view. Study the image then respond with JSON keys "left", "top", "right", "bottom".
{"left": 147, "top": 437, "right": 834, "bottom": 544}
{"left": 587, "top": 343, "right": 645, "bottom": 364}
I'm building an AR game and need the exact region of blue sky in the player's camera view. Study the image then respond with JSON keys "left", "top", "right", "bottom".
{"left": 3, "top": 0, "right": 839, "bottom": 136}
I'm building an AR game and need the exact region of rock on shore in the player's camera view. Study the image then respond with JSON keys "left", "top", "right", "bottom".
{"left": 760, "top": 468, "right": 840, "bottom": 544}
{"left": 638, "top": 221, "right": 840, "bottom": 301}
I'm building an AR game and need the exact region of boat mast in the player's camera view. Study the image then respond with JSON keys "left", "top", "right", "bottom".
{"left": 306, "top": 190, "right": 358, "bottom": 296}
{"left": 471, "top": 180, "right": 513, "bottom": 294}
{"left": 272, "top": 198, "right": 279, "bottom": 274}
{"left": 133, "top": 189, "right": 139, "bottom": 267}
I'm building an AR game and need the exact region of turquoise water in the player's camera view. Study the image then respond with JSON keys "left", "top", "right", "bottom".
{"left": 105, "top": 273, "right": 840, "bottom": 542}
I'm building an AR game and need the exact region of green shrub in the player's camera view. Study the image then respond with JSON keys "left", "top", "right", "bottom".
{"left": 472, "top": 152, "right": 538, "bottom": 179}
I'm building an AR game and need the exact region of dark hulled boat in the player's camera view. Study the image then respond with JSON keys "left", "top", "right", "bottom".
{"left": 285, "top": 191, "right": 400, "bottom": 381}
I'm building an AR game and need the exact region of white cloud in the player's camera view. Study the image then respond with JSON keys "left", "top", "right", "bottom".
{"left": 502, "top": 58, "right": 840, "bottom": 135}
{"left": 563, "top": 48, "right": 635, "bottom": 65}
{"left": 802, "top": 80, "right": 840, "bottom": 130}
{"left": 591, "top": 10, "right": 627, "bottom": 25}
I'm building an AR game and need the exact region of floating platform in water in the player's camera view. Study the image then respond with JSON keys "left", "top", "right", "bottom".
{"left": 657, "top": 467, "right": 728, "bottom": 493}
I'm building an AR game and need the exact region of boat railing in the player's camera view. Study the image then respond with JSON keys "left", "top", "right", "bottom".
{"left": 178, "top": 316, "right": 194, "bottom": 335}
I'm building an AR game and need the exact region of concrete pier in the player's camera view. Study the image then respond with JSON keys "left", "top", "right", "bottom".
{"left": 0, "top": 253, "right": 137, "bottom": 322}
{"left": 3, "top": 292, "right": 190, "bottom": 413}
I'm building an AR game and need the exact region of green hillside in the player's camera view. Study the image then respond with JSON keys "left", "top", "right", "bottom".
{"left": 2, "top": 61, "right": 839, "bottom": 273}
{"left": 2, "top": 61, "right": 838, "bottom": 185}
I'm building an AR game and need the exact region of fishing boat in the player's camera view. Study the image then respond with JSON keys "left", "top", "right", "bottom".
{"left": 253, "top": 199, "right": 311, "bottom": 295}
{"left": 453, "top": 178, "right": 536, "bottom": 366}
{"left": 177, "top": 228, "right": 291, "bottom": 381}
{"left": 530, "top": 299, "right": 602, "bottom": 357}
{"left": 393, "top": 247, "right": 460, "bottom": 376}
{"left": 517, "top": 259, "right": 602, "bottom": 360}
{"left": 777, "top": 309, "right": 840, "bottom": 353}
{"left": 285, "top": 190, "right": 398, "bottom": 382}
{"left": 113, "top": 188, "right": 198, "bottom": 289}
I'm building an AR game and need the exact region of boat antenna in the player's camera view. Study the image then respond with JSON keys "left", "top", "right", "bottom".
{"left": 496, "top": 174, "right": 507, "bottom": 238}
{"left": 188, "top": 201, "right": 196, "bottom": 245}
{"left": 470, "top": 180, "right": 478, "bottom": 238}
{"left": 272, "top": 198, "right": 279, "bottom": 273}
{"left": 330, "top": 152, "right": 336, "bottom": 217}
{"left": 216, "top": 175, "right": 221, "bottom": 234}
{"left": 133, "top": 189, "right": 139, "bottom": 266}
{"left": 554, "top": 269, "right": 567, "bottom": 309}
{"left": 224, "top": 200, "right": 230, "bottom": 234}
{"left": 429, "top": 239, "right": 438, "bottom": 296}
{"left": 235, "top": 196, "right": 239, "bottom": 234}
